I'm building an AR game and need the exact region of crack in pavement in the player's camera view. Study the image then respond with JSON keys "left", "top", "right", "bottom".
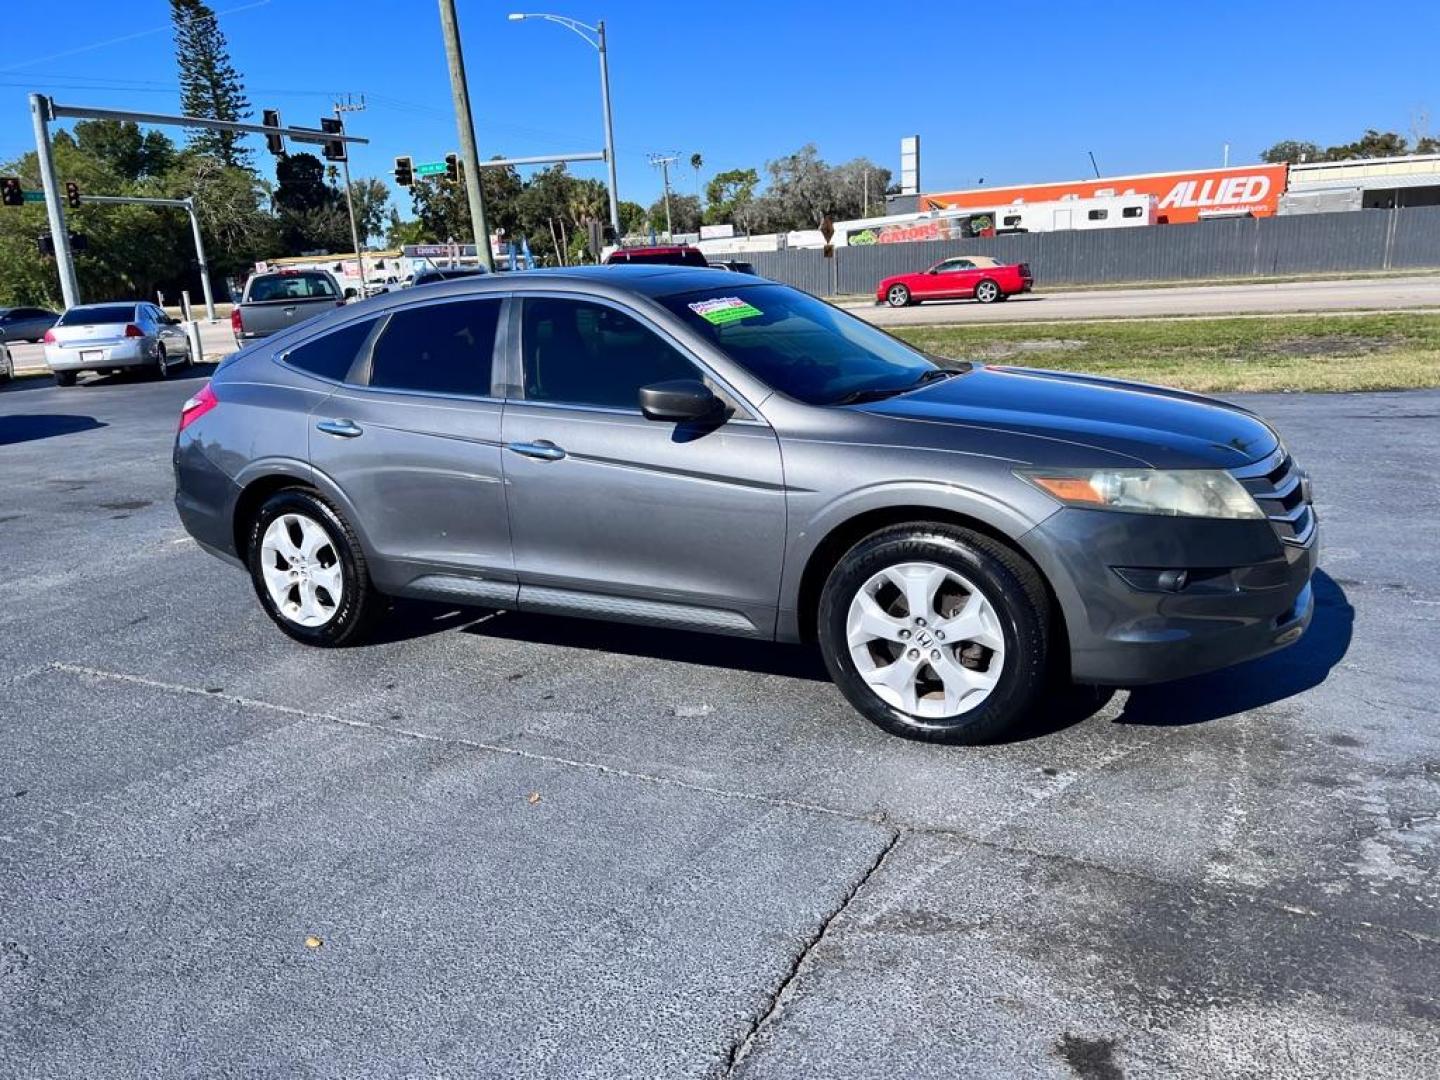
{"left": 719, "top": 828, "right": 904, "bottom": 1078}
{"left": 37, "top": 662, "right": 1440, "bottom": 957}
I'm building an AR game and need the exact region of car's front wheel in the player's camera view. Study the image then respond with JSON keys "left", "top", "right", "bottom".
{"left": 817, "top": 523, "right": 1051, "bottom": 743}
{"left": 885, "top": 284, "right": 912, "bottom": 307}
{"left": 246, "top": 488, "right": 383, "bottom": 647}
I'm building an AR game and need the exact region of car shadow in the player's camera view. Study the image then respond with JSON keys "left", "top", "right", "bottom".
{"left": 81, "top": 362, "right": 217, "bottom": 388}
{"left": 459, "top": 606, "right": 832, "bottom": 681}
{"left": 1116, "top": 569, "right": 1353, "bottom": 727}
{"left": 0, "top": 414, "right": 107, "bottom": 446}
{"left": 0, "top": 375, "right": 57, "bottom": 394}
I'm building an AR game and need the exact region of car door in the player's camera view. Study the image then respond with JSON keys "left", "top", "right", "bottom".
{"left": 305, "top": 296, "right": 516, "bottom": 605}
{"left": 500, "top": 293, "right": 786, "bottom": 638}
{"left": 144, "top": 305, "right": 188, "bottom": 358}
{"left": 938, "top": 258, "right": 980, "bottom": 299}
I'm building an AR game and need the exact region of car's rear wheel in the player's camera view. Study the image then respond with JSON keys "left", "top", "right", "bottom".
{"left": 153, "top": 345, "right": 169, "bottom": 380}
{"left": 54, "top": 371, "right": 76, "bottom": 387}
{"left": 885, "top": 284, "right": 912, "bottom": 307}
{"left": 246, "top": 488, "right": 383, "bottom": 647}
{"left": 974, "top": 279, "right": 1001, "bottom": 304}
{"left": 817, "top": 523, "right": 1051, "bottom": 743}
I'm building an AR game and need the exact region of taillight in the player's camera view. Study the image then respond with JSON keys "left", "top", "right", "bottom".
{"left": 43, "top": 328, "right": 56, "bottom": 344}
{"left": 230, "top": 307, "right": 243, "bottom": 335}
{"left": 124, "top": 323, "right": 144, "bottom": 338}
{"left": 178, "top": 383, "right": 218, "bottom": 432}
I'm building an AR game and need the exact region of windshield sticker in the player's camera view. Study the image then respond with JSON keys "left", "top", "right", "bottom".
{"left": 689, "top": 296, "right": 762, "bottom": 325}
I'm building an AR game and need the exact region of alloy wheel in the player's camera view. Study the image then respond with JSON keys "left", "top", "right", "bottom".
{"left": 845, "top": 560, "right": 1006, "bottom": 719}
{"left": 259, "top": 513, "right": 344, "bottom": 627}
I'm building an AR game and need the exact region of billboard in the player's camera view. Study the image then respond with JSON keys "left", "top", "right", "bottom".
{"left": 922, "top": 163, "right": 1289, "bottom": 224}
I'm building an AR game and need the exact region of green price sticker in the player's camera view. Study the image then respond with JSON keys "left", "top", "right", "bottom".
{"left": 689, "top": 296, "right": 762, "bottom": 325}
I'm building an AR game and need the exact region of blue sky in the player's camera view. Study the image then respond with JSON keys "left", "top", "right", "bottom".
{"left": 4, "top": 0, "right": 1440, "bottom": 213}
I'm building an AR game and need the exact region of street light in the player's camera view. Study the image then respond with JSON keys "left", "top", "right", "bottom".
{"left": 508, "top": 11, "right": 621, "bottom": 236}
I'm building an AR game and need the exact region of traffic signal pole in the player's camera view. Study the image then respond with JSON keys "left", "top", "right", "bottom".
{"left": 30, "top": 94, "right": 78, "bottom": 308}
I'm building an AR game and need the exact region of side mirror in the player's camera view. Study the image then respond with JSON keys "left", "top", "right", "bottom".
{"left": 343, "top": 287, "right": 358, "bottom": 300}
{"left": 927, "top": 267, "right": 938, "bottom": 274}
{"left": 638, "top": 379, "right": 722, "bottom": 422}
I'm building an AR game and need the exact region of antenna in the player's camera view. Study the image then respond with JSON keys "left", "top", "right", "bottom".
{"left": 1087, "top": 150, "right": 1101, "bottom": 179}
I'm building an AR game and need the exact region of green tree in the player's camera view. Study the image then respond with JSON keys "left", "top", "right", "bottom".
{"left": 703, "top": 167, "right": 759, "bottom": 226}
{"left": 617, "top": 199, "right": 647, "bottom": 236}
{"left": 170, "top": 0, "right": 253, "bottom": 169}
{"left": 73, "top": 120, "right": 176, "bottom": 181}
{"left": 347, "top": 178, "right": 390, "bottom": 249}
{"left": 647, "top": 193, "right": 701, "bottom": 236}
{"left": 1260, "top": 140, "right": 1322, "bottom": 165}
{"left": 161, "top": 151, "right": 274, "bottom": 286}
{"left": 1325, "top": 129, "right": 1409, "bottom": 160}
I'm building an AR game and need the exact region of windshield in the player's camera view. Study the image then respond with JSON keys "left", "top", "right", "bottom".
{"left": 659, "top": 284, "right": 943, "bottom": 405}
{"left": 59, "top": 305, "right": 138, "bottom": 325}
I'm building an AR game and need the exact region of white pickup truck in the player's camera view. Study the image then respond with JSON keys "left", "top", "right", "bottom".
{"left": 231, "top": 268, "right": 346, "bottom": 340}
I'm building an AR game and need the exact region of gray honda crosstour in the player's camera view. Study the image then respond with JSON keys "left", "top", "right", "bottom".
{"left": 174, "top": 266, "right": 1317, "bottom": 743}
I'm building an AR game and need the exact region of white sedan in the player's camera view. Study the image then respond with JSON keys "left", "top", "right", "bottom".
{"left": 44, "top": 302, "right": 193, "bottom": 387}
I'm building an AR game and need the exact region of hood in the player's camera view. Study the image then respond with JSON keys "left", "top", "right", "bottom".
{"left": 864, "top": 365, "right": 1278, "bottom": 469}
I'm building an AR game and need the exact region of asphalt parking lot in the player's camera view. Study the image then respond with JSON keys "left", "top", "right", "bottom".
{"left": 2, "top": 369, "right": 1437, "bottom": 1078}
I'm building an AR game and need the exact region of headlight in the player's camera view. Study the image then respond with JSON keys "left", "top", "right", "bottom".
{"left": 1018, "top": 468, "right": 1264, "bottom": 519}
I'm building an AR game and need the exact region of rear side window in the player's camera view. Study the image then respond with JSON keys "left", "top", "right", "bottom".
{"left": 248, "top": 272, "right": 338, "bottom": 302}
{"left": 285, "top": 319, "right": 375, "bottom": 382}
{"left": 368, "top": 299, "right": 500, "bottom": 396}
{"left": 59, "top": 305, "right": 137, "bottom": 325}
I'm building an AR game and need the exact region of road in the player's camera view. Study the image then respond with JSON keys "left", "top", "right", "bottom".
{"left": 2, "top": 373, "right": 1439, "bottom": 1077}
{"left": 849, "top": 272, "right": 1440, "bottom": 326}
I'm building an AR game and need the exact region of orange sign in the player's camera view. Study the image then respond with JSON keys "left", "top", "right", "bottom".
{"left": 922, "top": 163, "right": 1289, "bottom": 224}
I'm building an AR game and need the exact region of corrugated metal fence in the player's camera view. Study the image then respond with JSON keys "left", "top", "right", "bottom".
{"left": 726, "top": 206, "right": 1440, "bottom": 297}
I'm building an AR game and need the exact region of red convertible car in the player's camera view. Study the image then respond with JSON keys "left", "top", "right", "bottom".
{"left": 875, "top": 255, "right": 1033, "bottom": 307}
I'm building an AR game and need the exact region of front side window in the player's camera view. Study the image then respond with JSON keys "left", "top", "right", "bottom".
{"left": 658, "top": 285, "right": 941, "bottom": 406}
{"left": 521, "top": 297, "right": 697, "bottom": 410}
{"left": 285, "top": 318, "right": 376, "bottom": 382}
{"left": 368, "top": 299, "right": 499, "bottom": 396}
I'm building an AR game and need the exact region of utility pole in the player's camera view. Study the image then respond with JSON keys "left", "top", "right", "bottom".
{"left": 437, "top": 0, "right": 494, "bottom": 271}
{"left": 30, "top": 94, "right": 78, "bottom": 308}
{"left": 334, "top": 94, "right": 368, "bottom": 292}
{"left": 597, "top": 21, "right": 620, "bottom": 235}
{"left": 648, "top": 152, "right": 677, "bottom": 240}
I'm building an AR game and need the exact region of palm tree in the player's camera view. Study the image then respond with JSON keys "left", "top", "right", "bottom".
{"left": 690, "top": 152, "right": 703, "bottom": 197}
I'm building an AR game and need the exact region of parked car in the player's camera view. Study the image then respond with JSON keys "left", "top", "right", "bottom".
{"left": 708, "top": 260, "right": 759, "bottom": 275}
{"left": 45, "top": 302, "right": 193, "bottom": 386}
{"left": 0, "top": 305, "right": 60, "bottom": 343}
{"left": 175, "top": 267, "right": 1316, "bottom": 745}
{"left": 408, "top": 266, "right": 489, "bottom": 288}
{"left": 0, "top": 339, "right": 12, "bottom": 383}
{"left": 605, "top": 245, "right": 708, "bottom": 267}
{"left": 231, "top": 268, "right": 345, "bottom": 341}
{"left": 876, "top": 255, "right": 1033, "bottom": 307}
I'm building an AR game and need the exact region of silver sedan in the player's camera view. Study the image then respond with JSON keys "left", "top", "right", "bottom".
{"left": 45, "top": 302, "right": 193, "bottom": 387}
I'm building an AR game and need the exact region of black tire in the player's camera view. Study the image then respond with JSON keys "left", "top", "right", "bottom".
{"left": 885, "top": 283, "right": 912, "bottom": 308}
{"left": 153, "top": 346, "right": 169, "bottom": 380}
{"left": 974, "top": 278, "right": 1002, "bottom": 304}
{"left": 54, "top": 371, "right": 76, "bottom": 387}
{"left": 817, "top": 523, "right": 1051, "bottom": 744}
{"left": 245, "top": 488, "right": 383, "bottom": 647}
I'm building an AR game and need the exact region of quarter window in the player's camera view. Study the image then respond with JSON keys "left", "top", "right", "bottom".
{"left": 521, "top": 297, "right": 697, "bottom": 410}
{"left": 285, "top": 319, "right": 376, "bottom": 382}
{"left": 368, "top": 299, "right": 500, "bottom": 396}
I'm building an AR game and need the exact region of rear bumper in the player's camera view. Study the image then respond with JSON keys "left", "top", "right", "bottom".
{"left": 46, "top": 340, "right": 152, "bottom": 371}
{"left": 174, "top": 433, "right": 244, "bottom": 567}
{"left": 1025, "top": 506, "right": 1319, "bottom": 686}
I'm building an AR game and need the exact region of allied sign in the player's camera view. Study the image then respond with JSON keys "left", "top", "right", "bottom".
{"left": 922, "top": 163, "right": 1290, "bottom": 225}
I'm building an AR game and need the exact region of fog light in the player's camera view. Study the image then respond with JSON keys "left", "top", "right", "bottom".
{"left": 1156, "top": 569, "right": 1188, "bottom": 592}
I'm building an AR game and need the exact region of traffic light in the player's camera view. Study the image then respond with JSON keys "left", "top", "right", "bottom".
{"left": 321, "top": 117, "right": 345, "bottom": 162}
{"left": 1, "top": 176, "right": 21, "bottom": 207}
{"left": 65, "top": 181, "right": 81, "bottom": 210}
{"left": 262, "top": 108, "right": 286, "bottom": 156}
{"left": 444, "top": 153, "right": 459, "bottom": 182}
{"left": 394, "top": 156, "right": 413, "bottom": 187}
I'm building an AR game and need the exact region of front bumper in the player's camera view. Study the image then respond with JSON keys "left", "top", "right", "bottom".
{"left": 1027, "top": 506, "right": 1318, "bottom": 686}
{"left": 46, "top": 340, "right": 152, "bottom": 372}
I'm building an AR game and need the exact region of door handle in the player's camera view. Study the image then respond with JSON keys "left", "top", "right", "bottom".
{"left": 506, "top": 440, "right": 567, "bottom": 461}
{"left": 317, "top": 418, "right": 363, "bottom": 438}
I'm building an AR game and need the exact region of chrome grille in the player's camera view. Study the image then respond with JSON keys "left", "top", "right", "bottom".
{"left": 1232, "top": 447, "right": 1315, "bottom": 547}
